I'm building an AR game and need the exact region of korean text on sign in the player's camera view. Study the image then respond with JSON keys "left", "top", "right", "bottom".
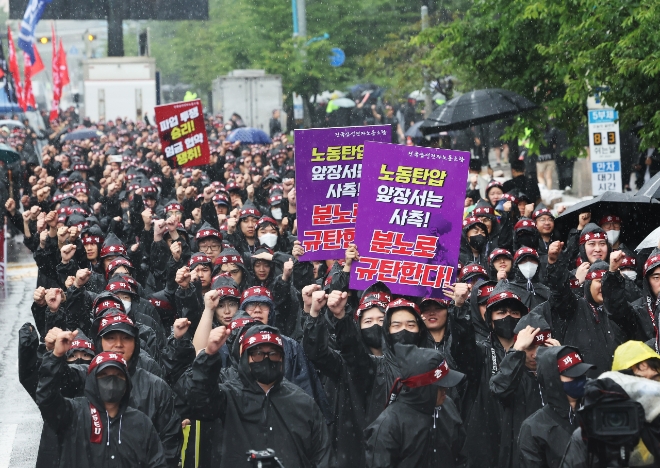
{"left": 294, "top": 125, "right": 391, "bottom": 261}
{"left": 350, "top": 141, "right": 469, "bottom": 297}
{"left": 155, "top": 99, "right": 209, "bottom": 168}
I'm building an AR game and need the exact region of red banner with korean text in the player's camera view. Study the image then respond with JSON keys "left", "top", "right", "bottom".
{"left": 155, "top": 99, "right": 209, "bottom": 168}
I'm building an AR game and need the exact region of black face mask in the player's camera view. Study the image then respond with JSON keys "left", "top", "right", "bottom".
{"left": 390, "top": 329, "right": 420, "bottom": 346}
{"left": 69, "top": 358, "right": 91, "bottom": 366}
{"left": 492, "top": 315, "right": 520, "bottom": 339}
{"left": 468, "top": 234, "right": 487, "bottom": 252}
{"left": 249, "top": 359, "right": 283, "bottom": 385}
{"left": 97, "top": 375, "right": 127, "bottom": 403}
{"left": 361, "top": 325, "right": 383, "bottom": 349}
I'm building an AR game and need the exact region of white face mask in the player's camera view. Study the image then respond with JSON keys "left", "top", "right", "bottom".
{"left": 121, "top": 299, "right": 132, "bottom": 314}
{"left": 271, "top": 207, "right": 283, "bottom": 220}
{"left": 621, "top": 270, "right": 637, "bottom": 281}
{"left": 518, "top": 262, "right": 538, "bottom": 280}
{"left": 606, "top": 230, "right": 620, "bottom": 245}
{"left": 259, "top": 233, "right": 278, "bottom": 248}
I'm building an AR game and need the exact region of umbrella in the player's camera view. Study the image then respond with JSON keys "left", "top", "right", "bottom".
{"left": 0, "top": 119, "right": 24, "bottom": 128}
{"left": 326, "top": 98, "right": 356, "bottom": 113}
{"left": 634, "top": 171, "right": 660, "bottom": 199}
{"left": 61, "top": 129, "right": 103, "bottom": 141}
{"left": 0, "top": 144, "right": 20, "bottom": 164}
{"left": 420, "top": 88, "right": 537, "bottom": 135}
{"left": 554, "top": 191, "right": 660, "bottom": 248}
{"left": 405, "top": 121, "right": 425, "bottom": 138}
{"left": 635, "top": 226, "right": 660, "bottom": 252}
{"left": 226, "top": 127, "right": 271, "bottom": 144}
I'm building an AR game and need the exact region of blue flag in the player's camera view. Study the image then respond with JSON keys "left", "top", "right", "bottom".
{"left": 17, "top": 0, "right": 53, "bottom": 62}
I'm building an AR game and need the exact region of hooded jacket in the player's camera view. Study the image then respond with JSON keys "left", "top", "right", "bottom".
{"left": 539, "top": 260, "right": 639, "bottom": 376}
{"left": 332, "top": 301, "right": 435, "bottom": 427}
{"left": 507, "top": 249, "right": 551, "bottom": 311}
{"left": 459, "top": 217, "right": 490, "bottom": 269}
{"left": 55, "top": 323, "right": 183, "bottom": 466}
{"left": 182, "top": 325, "right": 335, "bottom": 468}
{"left": 303, "top": 310, "right": 373, "bottom": 468}
{"left": 518, "top": 345, "right": 579, "bottom": 468}
{"left": 363, "top": 344, "right": 467, "bottom": 468}
{"left": 602, "top": 248, "right": 660, "bottom": 352}
{"left": 36, "top": 352, "right": 168, "bottom": 468}
{"left": 449, "top": 280, "right": 528, "bottom": 468}
{"left": 489, "top": 313, "right": 547, "bottom": 468}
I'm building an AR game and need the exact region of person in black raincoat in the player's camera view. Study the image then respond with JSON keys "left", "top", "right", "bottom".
{"left": 490, "top": 312, "right": 560, "bottom": 468}
{"left": 302, "top": 284, "right": 389, "bottom": 468}
{"left": 420, "top": 298, "right": 455, "bottom": 367}
{"left": 212, "top": 247, "right": 255, "bottom": 292}
{"left": 37, "top": 334, "right": 167, "bottom": 468}
{"left": 507, "top": 247, "right": 551, "bottom": 310}
{"left": 541, "top": 243, "right": 643, "bottom": 376}
{"left": 471, "top": 200, "right": 513, "bottom": 253}
{"left": 459, "top": 216, "right": 490, "bottom": 268}
{"left": 363, "top": 343, "right": 466, "bottom": 468}
{"left": 448, "top": 280, "right": 529, "bottom": 468}
{"left": 489, "top": 248, "right": 515, "bottom": 282}
{"left": 52, "top": 311, "right": 182, "bottom": 466}
{"left": 532, "top": 205, "right": 559, "bottom": 256}
{"left": 602, "top": 248, "right": 660, "bottom": 352}
{"left": 183, "top": 323, "right": 335, "bottom": 467}
{"left": 225, "top": 204, "right": 262, "bottom": 256}
{"left": 518, "top": 345, "right": 595, "bottom": 468}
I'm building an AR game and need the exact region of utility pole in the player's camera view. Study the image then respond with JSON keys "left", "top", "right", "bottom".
{"left": 297, "top": 0, "right": 307, "bottom": 38}
{"left": 107, "top": 0, "right": 124, "bottom": 56}
{"left": 421, "top": 6, "right": 433, "bottom": 119}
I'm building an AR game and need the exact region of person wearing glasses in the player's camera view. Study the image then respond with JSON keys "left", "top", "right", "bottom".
{"left": 194, "top": 223, "right": 224, "bottom": 263}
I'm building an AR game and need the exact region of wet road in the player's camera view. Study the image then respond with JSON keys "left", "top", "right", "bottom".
{"left": 0, "top": 240, "right": 42, "bottom": 468}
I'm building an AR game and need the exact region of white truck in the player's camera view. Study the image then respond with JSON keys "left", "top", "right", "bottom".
{"left": 212, "top": 70, "right": 283, "bottom": 132}
{"left": 82, "top": 56, "right": 157, "bottom": 123}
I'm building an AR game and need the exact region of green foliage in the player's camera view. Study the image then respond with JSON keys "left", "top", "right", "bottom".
{"left": 414, "top": 0, "right": 660, "bottom": 154}
{"left": 147, "top": 0, "right": 425, "bottom": 102}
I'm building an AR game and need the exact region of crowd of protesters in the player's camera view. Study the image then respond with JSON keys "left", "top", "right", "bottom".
{"left": 6, "top": 110, "right": 660, "bottom": 468}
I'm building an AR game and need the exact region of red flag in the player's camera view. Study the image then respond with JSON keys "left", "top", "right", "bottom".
{"left": 58, "top": 40, "right": 69, "bottom": 87}
{"left": 22, "top": 52, "right": 35, "bottom": 110}
{"left": 7, "top": 27, "right": 25, "bottom": 111}
{"left": 30, "top": 44, "right": 45, "bottom": 75}
{"left": 50, "top": 23, "right": 60, "bottom": 122}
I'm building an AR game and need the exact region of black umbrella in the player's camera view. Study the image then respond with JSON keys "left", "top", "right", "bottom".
{"left": 420, "top": 88, "right": 537, "bottom": 135}
{"left": 0, "top": 144, "right": 20, "bottom": 164}
{"left": 61, "top": 129, "right": 103, "bottom": 141}
{"left": 405, "top": 121, "right": 425, "bottom": 138}
{"left": 634, "top": 171, "right": 660, "bottom": 199}
{"left": 554, "top": 191, "right": 660, "bottom": 248}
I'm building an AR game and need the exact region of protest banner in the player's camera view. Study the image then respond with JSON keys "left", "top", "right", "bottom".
{"left": 294, "top": 125, "right": 391, "bottom": 261}
{"left": 349, "top": 142, "right": 469, "bottom": 297}
{"left": 155, "top": 99, "right": 209, "bottom": 168}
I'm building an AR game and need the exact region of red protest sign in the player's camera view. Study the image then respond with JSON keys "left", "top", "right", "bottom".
{"left": 155, "top": 99, "right": 209, "bottom": 168}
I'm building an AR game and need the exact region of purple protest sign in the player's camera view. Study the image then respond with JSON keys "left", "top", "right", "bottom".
{"left": 294, "top": 125, "right": 391, "bottom": 261}
{"left": 349, "top": 142, "right": 469, "bottom": 297}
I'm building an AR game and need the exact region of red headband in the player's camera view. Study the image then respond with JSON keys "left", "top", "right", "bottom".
{"left": 216, "top": 286, "right": 241, "bottom": 299}
{"left": 487, "top": 290, "right": 522, "bottom": 307}
{"left": 599, "top": 215, "right": 621, "bottom": 226}
{"left": 586, "top": 269, "right": 606, "bottom": 281}
{"left": 557, "top": 351, "right": 583, "bottom": 373}
{"left": 387, "top": 298, "right": 420, "bottom": 315}
{"left": 88, "top": 351, "right": 128, "bottom": 375}
{"left": 230, "top": 317, "right": 256, "bottom": 330}
{"left": 388, "top": 360, "right": 450, "bottom": 407}
{"left": 239, "top": 330, "right": 283, "bottom": 355}
{"left": 215, "top": 254, "right": 244, "bottom": 265}
{"left": 100, "top": 244, "right": 127, "bottom": 257}
{"left": 165, "top": 203, "right": 182, "bottom": 212}
{"left": 98, "top": 313, "right": 134, "bottom": 334}
{"left": 478, "top": 283, "right": 495, "bottom": 298}
{"left": 515, "top": 330, "right": 552, "bottom": 344}
{"left": 579, "top": 231, "right": 607, "bottom": 245}
{"left": 514, "top": 219, "right": 537, "bottom": 230}
{"left": 70, "top": 339, "right": 96, "bottom": 352}
{"left": 82, "top": 235, "right": 104, "bottom": 245}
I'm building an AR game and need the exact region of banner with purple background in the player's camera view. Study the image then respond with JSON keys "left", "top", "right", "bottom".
{"left": 349, "top": 142, "right": 469, "bottom": 297}
{"left": 295, "top": 125, "right": 391, "bottom": 261}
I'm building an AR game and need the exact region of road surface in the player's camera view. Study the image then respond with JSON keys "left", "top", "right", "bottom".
{"left": 0, "top": 239, "right": 43, "bottom": 468}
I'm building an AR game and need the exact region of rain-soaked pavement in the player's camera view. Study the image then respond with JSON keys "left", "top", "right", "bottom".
{"left": 0, "top": 236, "right": 43, "bottom": 468}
